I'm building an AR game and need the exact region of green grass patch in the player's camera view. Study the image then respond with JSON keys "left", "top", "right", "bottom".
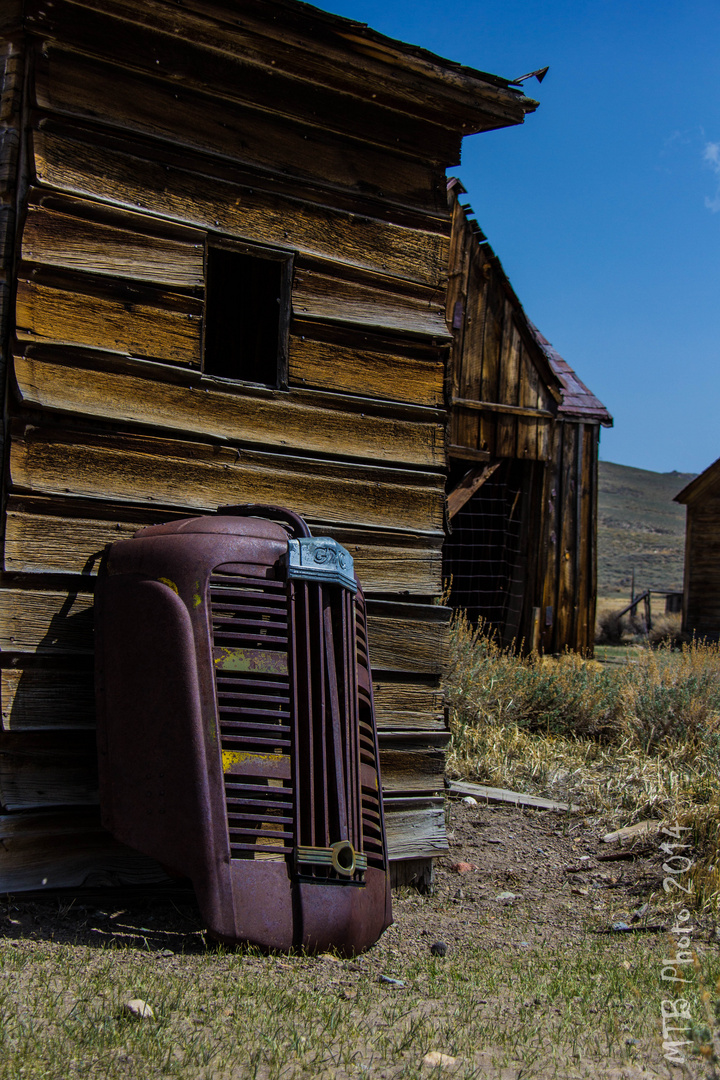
{"left": 2, "top": 924, "right": 718, "bottom": 1078}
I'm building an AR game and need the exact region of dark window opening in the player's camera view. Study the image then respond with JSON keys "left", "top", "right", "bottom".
{"left": 204, "top": 246, "right": 289, "bottom": 386}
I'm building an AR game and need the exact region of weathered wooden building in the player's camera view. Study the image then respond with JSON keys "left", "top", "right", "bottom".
{"left": 0, "top": 0, "right": 540, "bottom": 891}
{"left": 443, "top": 181, "right": 612, "bottom": 653}
{"left": 675, "top": 461, "right": 720, "bottom": 640}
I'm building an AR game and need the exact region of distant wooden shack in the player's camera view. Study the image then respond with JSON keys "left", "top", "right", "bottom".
{"left": 675, "top": 461, "right": 720, "bottom": 640}
{"left": 0, "top": 0, "right": 539, "bottom": 891}
{"left": 443, "top": 181, "right": 612, "bottom": 653}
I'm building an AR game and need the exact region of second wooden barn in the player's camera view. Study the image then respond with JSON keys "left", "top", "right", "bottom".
{"left": 0, "top": 0, "right": 539, "bottom": 892}
{"left": 675, "top": 460, "right": 720, "bottom": 641}
{"left": 443, "top": 181, "right": 612, "bottom": 654}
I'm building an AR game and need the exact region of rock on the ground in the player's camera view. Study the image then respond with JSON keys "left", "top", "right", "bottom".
{"left": 423, "top": 1051, "right": 457, "bottom": 1068}
{"left": 123, "top": 998, "right": 155, "bottom": 1020}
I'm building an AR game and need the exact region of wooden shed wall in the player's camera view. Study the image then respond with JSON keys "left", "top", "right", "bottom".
{"left": 444, "top": 190, "right": 602, "bottom": 655}
{"left": 445, "top": 192, "right": 559, "bottom": 466}
{"left": 681, "top": 498, "right": 720, "bottom": 640}
{"left": 0, "top": 0, "right": 531, "bottom": 890}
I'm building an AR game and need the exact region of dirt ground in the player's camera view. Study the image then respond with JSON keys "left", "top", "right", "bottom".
{"left": 1, "top": 800, "right": 718, "bottom": 1078}
{"left": 1, "top": 801, "right": 691, "bottom": 950}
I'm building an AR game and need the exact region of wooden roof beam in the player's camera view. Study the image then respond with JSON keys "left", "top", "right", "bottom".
{"left": 452, "top": 397, "right": 554, "bottom": 420}
{"left": 447, "top": 461, "right": 500, "bottom": 520}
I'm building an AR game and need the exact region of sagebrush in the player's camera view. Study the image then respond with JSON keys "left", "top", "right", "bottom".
{"left": 445, "top": 613, "right": 720, "bottom": 910}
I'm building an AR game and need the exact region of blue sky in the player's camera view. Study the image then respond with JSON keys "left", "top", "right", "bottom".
{"left": 312, "top": 0, "right": 720, "bottom": 475}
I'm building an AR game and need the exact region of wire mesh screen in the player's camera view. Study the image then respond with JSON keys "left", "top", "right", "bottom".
{"left": 443, "top": 460, "right": 528, "bottom": 643}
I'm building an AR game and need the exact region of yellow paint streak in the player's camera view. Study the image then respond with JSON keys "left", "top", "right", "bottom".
{"left": 221, "top": 750, "right": 284, "bottom": 773}
{"left": 158, "top": 577, "right": 179, "bottom": 595}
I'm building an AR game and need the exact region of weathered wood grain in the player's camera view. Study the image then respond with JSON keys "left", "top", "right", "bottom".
{"left": 555, "top": 423, "right": 578, "bottom": 650}
{"left": 454, "top": 261, "right": 486, "bottom": 450}
{"left": 15, "top": 279, "right": 202, "bottom": 364}
{"left": 4, "top": 504, "right": 444, "bottom": 594}
{"left": 372, "top": 679, "right": 445, "bottom": 730}
{"left": 1, "top": 666, "right": 95, "bottom": 730}
{"left": 0, "top": 801, "right": 444, "bottom": 889}
{"left": 32, "top": 130, "right": 449, "bottom": 288}
{"left": 293, "top": 268, "right": 449, "bottom": 340}
{"left": 378, "top": 740, "right": 445, "bottom": 793}
{"left": 0, "top": 809, "right": 170, "bottom": 890}
{"left": 0, "top": 730, "right": 439, "bottom": 808}
{"left": 0, "top": 587, "right": 450, "bottom": 676}
{"left": 0, "top": 588, "right": 94, "bottom": 655}
{"left": 0, "top": 661, "right": 443, "bottom": 734}
{"left": 446, "top": 461, "right": 500, "bottom": 519}
{"left": 12, "top": 354, "right": 444, "bottom": 469}
{"left": 23, "top": 0, "right": 457, "bottom": 165}
{"left": 288, "top": 335, "right": 444, "bottom": 407}
{"left": 35, "top": 45, "right": 441, "bottom": 211}
{"left": 517, "top": 348, "right": 541, "bottom": 459}
{"left": 0, "top": 732, "right": 97, "bottom": 809}
{"left": 382, "top": 799, "right": 448, "bottom": 859}
{"left": 9, "top": 423, "right": 446, "bottom": 534}
{"left": 366, "top": 603, "right": 450, "bottom": 674}
{"left": 21, "top": 203, "right": 205, "bottom": 288}
{"left": 24, "top": 0, "right": 530, "bottom": 133}
{"left": 14, "top": 356, "right": 444, "bottom": 470}
{"left": 539, "top": 422, "right": 562, "bottom": 654}
{"left": 496, "top": 317, "right": 521, "bottom": 456}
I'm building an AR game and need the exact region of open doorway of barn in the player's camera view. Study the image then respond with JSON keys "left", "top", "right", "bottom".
{"left": 443, "top": 458, "right": 541, "bottom": 650}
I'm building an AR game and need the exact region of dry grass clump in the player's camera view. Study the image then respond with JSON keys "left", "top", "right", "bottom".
{"left": 445, "top": 613, "right": 720, "bottom": 909}
{"left": 595, "top": 607, "right": 688, "bottom": 647}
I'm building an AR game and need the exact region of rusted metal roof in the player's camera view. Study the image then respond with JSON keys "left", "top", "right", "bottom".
{"left": 528, "top": 323, "right": 613, "bottom": 426}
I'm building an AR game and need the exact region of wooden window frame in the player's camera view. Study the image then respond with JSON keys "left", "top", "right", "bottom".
{"left": 203, "top": 237, "right": 294, "bottom": 390}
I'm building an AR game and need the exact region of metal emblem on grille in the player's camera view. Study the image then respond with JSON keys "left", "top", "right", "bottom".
{"left": 286, "top": 538, "right": 356, "bottom": 592}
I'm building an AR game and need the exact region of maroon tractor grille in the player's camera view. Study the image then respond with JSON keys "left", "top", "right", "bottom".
{"left": 209, "top": 571, "right": 384, "bottom": 881}
{"left": 210, "top": 573, "right": 294, "bottom": 860}
{"left": 96, "top": 506, "right": 392, "bottom": 951}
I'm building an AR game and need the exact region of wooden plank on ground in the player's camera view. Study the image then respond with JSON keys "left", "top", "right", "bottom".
{"left": 446, "top": 779, "right": 579, "bottom": 812}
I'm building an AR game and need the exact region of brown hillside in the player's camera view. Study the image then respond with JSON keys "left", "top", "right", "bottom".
{"left": 597, "top": 460, "right": 695, "bottom": 597}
